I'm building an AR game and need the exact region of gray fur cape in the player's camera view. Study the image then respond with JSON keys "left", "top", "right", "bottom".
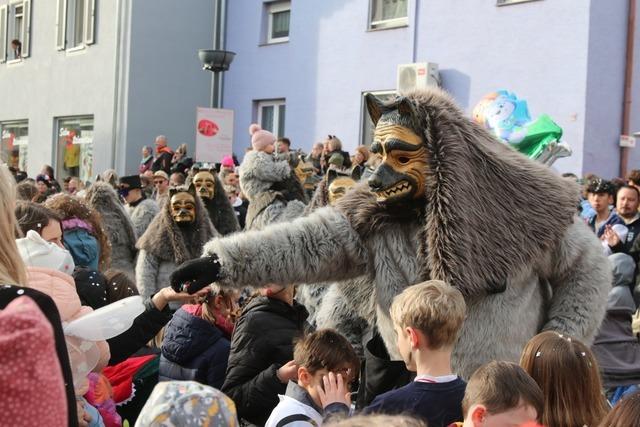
{"left": 203, "top": 88, "right": 610, "bottom": 378}
{"left": 126, "top": 198, "right": 159, "bottom": 240}
{"left": 136, "top": 191, "right": 218, "bottom": 299}
{"left": 85, "top": 182, "right": 137, "bottom": 278}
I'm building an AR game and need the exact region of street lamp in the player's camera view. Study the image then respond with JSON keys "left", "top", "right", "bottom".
{"left": 198, "top": 49, "right": 235, "bottom": 108}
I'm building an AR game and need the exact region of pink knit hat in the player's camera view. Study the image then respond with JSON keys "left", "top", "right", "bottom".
{"left": 221, "top": 155, "right": 235, "bottom": 168}
{"left": 0, "top": 296, "right": 68, "bottom": 426}
{"left": 249, "top": 123, "right": 275, "bottom": 151}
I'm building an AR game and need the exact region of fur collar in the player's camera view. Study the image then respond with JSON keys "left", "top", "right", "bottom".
{"left": 337, "top": 88, "right": 579, "bottom": 298}
{"left": 137, "top": 193, "right": 218, "bottom": 264}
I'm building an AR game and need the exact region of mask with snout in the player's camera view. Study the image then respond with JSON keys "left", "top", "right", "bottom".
{"left": 327, "top": 169, "right": 356, "bottom": 205}
{"left": 193, "top": 171, "right": 216, "bottom": 200}
{"left": 170, "top": 191, "right": 197, "bottom": 224}
{"left": 365, "top": 94, "right": 427, "bottom": 204}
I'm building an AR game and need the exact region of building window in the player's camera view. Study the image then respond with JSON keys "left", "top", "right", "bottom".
{"left": 0, "top": 0, "right": 31, "bottom": 63}
{"left": 0, "top": 120, "right": 28, "bottom": 171}
{"left": 360, "top": 91, "right": 396, "bottom": 146}
{"left": 56, "top": 116, "right": 94, "bottom": 183}
{"left": 56, "top": 0, "right": 96, "bottom": 51}
{"left": 266, "top": 1, "right": 290, "bottom": 44}
{"left": 257, "top": 99, "right": 286, "bottom": 138}
{"left": 369, "top": 0, "right": 408, "bottom": 30}
{"left": 496, "top": 0, "right": 542, "bottom": 5}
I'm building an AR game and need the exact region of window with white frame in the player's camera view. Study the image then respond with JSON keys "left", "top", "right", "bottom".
{"left": 257, "top": 99, "right": 286, "bottom": 138}
{"left": 0, "top": 120, "right": 28, "bottom": 171}
{"left": 56, "top": 0, "right": 96, "bottom": 51}
{"left": 361, "top": 91, "right": 396, "bottom": 146}
{"left": 369, "top": 0, "right": 408, "bottom": 30}
{"left": 0, "top": 0, "right": 31, "bottom": 63}
{"left": 56, "top": 116, "right": 94, "bottom": 183}
{"left": 266, "top": 1, "right": 290, "bottom": 44}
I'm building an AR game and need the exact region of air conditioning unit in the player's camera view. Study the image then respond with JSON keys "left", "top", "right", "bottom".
{"left": 396, "top": 62, "right": 440, "bottom": 94}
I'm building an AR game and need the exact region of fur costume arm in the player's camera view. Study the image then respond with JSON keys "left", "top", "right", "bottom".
{"left": 135, "top": 250, "right": 161, "bottom": 300}
{"left": 541, "top": 219, "right": 611, "bottom": 343}
{"left": 202, "top": 207, "right": 369, "bottom": 288}
{"left": 131, "top": 200, "right": 159, "bottom": 239}
{"left": 251, "top": 152, "right": 292, "bottom": 183}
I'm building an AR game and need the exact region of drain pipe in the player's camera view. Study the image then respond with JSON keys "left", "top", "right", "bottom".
{"left": 620, "top": 0, "right": 636, "bottom": 178}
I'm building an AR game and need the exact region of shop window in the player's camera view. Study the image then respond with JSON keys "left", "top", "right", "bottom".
{"left": 56, "top": 116, "right": 94, "bottom": 183}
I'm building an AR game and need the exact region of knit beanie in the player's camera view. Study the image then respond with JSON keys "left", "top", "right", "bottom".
{"left": 0, "top": 296, "right": 68, "bottom": 427}
{"left": 328, "top": 153, "right": 345, "bottom": 168}
{"left": 221, "top": 155, "right": 235, "bottom": 168}
{"left": 16, "top": 230, "right": 75, "bottom": 276}
{"left": 135, "top": 381, "right": 238, "bottom": 427}
{"left": 249, "top": 123, "right": 275, "bottom": 151}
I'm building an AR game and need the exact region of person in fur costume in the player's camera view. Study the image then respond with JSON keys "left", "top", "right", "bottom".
{"left": 240, "top": 124, "right": 306, "bottom": 230}
{"left": 118, "top": 175, "right": 159, "bottom": 240}
{"left": 171, "top": 88, "right": 611, "bottom": 384}
{"left": 136, "top": 186, "right": 218, "bottom": 303}
{"left": 190, "top": 167, "right": 240, "bottom": 235}
{"left": 85, "top": 181, "right": 137, "bottom": 278}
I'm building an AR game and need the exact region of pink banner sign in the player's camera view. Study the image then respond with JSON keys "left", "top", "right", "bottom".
{"left": 195, "top": 107, "right": 234, "bottom": 163}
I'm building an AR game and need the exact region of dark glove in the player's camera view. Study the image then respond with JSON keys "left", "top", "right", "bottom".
{"left": 170, "top": 255, "right": 221, "bottom": 294}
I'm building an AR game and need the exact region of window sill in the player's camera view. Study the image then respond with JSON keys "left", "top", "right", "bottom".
{"left": 6, "top": 58, "right": 24, "bottom": 66}
{"left": 66, "top": 45, "right": 87, "bottom": 55}
{"left": 496, "top": 0, "right": 542, "bottom": 5}
{"left": 259, "top": 39, "right": 290, "bottom": 47}
{"left": 367, "top": 21, "right": 409, "bottom": 32}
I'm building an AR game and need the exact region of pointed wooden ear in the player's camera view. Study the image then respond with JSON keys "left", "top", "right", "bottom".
{"left": 397, "top": 97, "right": 415, "bottom": 117}
{"left": 365, "top": 93, "right": 385, "bottom": 126}
{"left": 351, "top": 166, "right": 362, "bottom": 181}
{"left": 327, "top": 168, "right": 338, "bottom": 184}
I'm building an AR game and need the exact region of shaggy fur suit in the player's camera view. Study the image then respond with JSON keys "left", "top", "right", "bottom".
{"left": 203, "top": 88, "right": 611, "bottom": 379}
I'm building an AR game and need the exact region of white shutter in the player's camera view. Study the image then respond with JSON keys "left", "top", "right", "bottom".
{"left": 0, "top": 5, "right": 7, "bottom": 63}
{"left": 55, "top": 0, "right": 67, "bottom": 50}
{"left": 85, "top": 0, "right": 95, "bottom": 45}
{"left": 21, "top": 0, "right": 31, "bottom": 57}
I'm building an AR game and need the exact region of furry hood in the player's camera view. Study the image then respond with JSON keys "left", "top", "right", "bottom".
{"left": 85, "top": 182, "right": 137, "bottom": 252}
{"left": 203, "top": 174, "right": 240, "bottom": 236}
{"left": 137, "top": 191, "right": 219, "bottom": 264}
{"left": 337, "top": 88, "right": 579, "bottom": 298}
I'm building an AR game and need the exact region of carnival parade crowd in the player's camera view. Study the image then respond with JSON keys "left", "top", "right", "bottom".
{"left": 2, "top": 103, "right": 640, "bottom": 427}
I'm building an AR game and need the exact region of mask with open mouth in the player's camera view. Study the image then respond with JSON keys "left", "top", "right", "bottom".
{"left": 170, "top": 191, "right": 197, "bottom": 224}
{"left": 365, "top": 95, "right": 428, "bottom": 203}
{"left": 193, "top": 171, "right": 216, "bottom": 200}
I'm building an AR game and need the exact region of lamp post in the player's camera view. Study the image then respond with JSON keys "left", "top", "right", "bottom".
{"left": 198, "top": 49, "right": 235, "bottom": 109}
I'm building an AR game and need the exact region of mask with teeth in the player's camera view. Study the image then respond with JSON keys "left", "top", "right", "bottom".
{"left": 327, "top": 170, "right": 356, "bottom": 205}
{"left": 365, "top": 94, "right": 427, "bottom": 203}
{"left": 170, "top": 191, "right": 197, "bottom": 224}
{"left": 193, "top": 171, "right": 216, "bottom": 200}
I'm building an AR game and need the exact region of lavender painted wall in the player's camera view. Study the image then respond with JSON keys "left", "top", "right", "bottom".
{"left": 224, "top": 0, "right": 637, "bottom": 176}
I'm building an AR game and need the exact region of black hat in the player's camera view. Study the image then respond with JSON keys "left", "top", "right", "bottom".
{"left": 587, "top": 179, "right": 613, "bottom": 195}
{"left": 119, "top": 175, "right": 142, "bottom": 189}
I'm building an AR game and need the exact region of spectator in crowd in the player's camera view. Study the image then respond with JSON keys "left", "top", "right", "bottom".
{"left": 306, "top": 142, "right": 324, "bottom": 175}
{"left": 35, "top": 173, "right": 54, "bottom": 202}
{"left": 151, "top": 135, "right": 173, "bottom": 174}
{"left": 136, "top": 381, "right": 239, "bottom": 427}
{"left": 68, "top": 177, "right": 82, "bottom": 195}
{"left": 118, "top": 175, "right": 159, "bottom": 239}
{"left": 63, "top": 176, "right": 72, "bottom": 193}
{"left": 85, "top": 181, "right": 138, "bottom": 278}
{"left": 40, "top": 164, "right": 62, "bottom": 193}
{"left": 323, "top": 135, "right": 352, "bottom": 172}
{"left": 221, "top": 155, "right": 236, "bottom": 173}
{"left": 169, "top": 172, "right": 185, "bottom": 187}
{"left": 598, "top": 390, "right": 640, "bottom": 427}
{"left": 362, "top": 281, "right": 467, "bottom": 427}
{"left": 587, "top": 179, "right": 625, "bottom": 238}
{"left": 139, "top": 145, "right": 154, "bottom": 174}
{"left": 153, "top": 170, "right": 170, "bottom": 203}
{"left": 628, "top": 169, "right": 640, "bottom": 191}
{"left": 455, "top": 361, "right": 543, "bottom": 427}
{"left": 225, "top": 184, "right": 248, "bottom": 229}
{"left": 351, "top": 146, "right": 370, "bottom": 180}
{"left": 170, "top": 143, "right": 194, "bottom": 176}
{"left": 265, "top": 329, "right": 360, "bottom": 427}
{"left": 327, "top": 153, "right": 347, "bottom": 173}
{"left": 604, "top": 185, "right": 640, "bottom": 257}
{"left": 222, "top": 284, "right": 309, "bottom": 426}
{"left": 11, "top": 38, "right": 21, "bottom": 59}
{"left": 140, "top": 173, "right": 154, "bottom": 199}
{"left": 520, "top": 331, "right": 608, "bottom": 427}
{"left": 16, "top": 179, "right": 38, "bottom": 201}
{"left": 326, "top": 415, "right": 425, "bottom": 427}
{"left": 277, "top": 137, "right": 292, "bottom": 154}
{"left": 160, "top": 285, "right": 239, "bottom": 388}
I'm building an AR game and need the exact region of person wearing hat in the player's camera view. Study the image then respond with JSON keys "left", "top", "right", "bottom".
{"left": 118, "top": 175, "right": 159, "bottom": 239}
{"left": 152, "top": 170, "right": 170, "bottom": 203}
{"left": 237, "top": 124, "right": 305, "bottom": 230}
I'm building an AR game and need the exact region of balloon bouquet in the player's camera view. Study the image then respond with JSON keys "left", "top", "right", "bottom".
{"left": 473, "top": 90, "right": 571, "bottom": 166}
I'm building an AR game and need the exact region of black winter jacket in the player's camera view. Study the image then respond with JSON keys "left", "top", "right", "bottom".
{"left": 221, "top": 296, "right": 309, "bottom": 426}
{"left": 159, "top": 306, "right": 230, "bottom": 389}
